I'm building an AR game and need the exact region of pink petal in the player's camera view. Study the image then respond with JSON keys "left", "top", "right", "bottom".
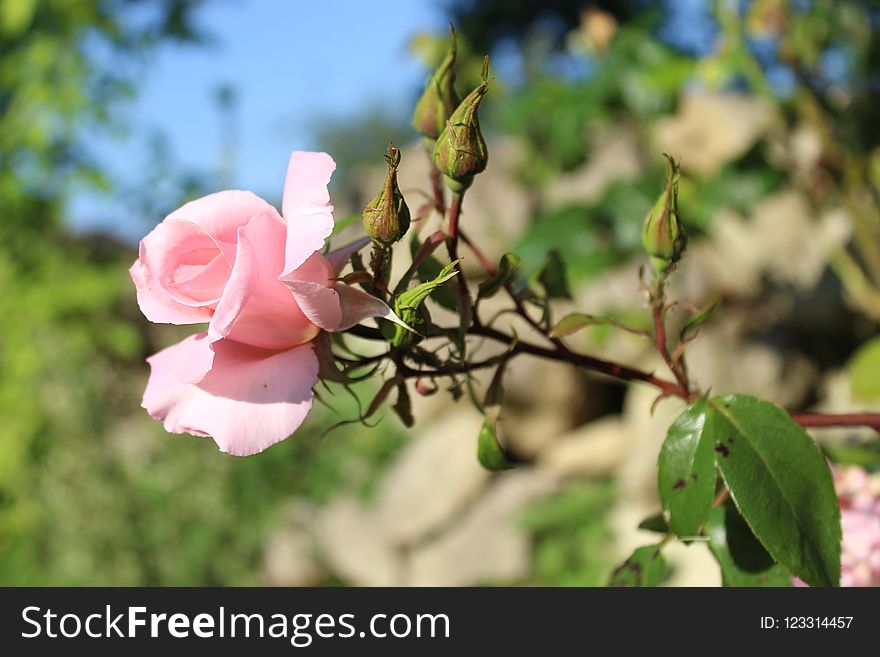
{"left": 281, "top": 151, "right": 336, "bottom": 277}
{"left": 284, "top": 281, "right": 342, "bottom": 330}
{"left": 143, "top": 336, "right": 318, "bottom": 456}
{"left": 166, "top": 190, "right": 279, "bottom": 246}
{"left": 280, "top": 251, "right": 341, "bottom": 330}
{"left": 142, "top": 334, "right": 216, "bottom": 421}
{"left": 130, "top": 257, "right": 211, "bottom": 324}
{"left": 209, "top": 213, "right": 319, "bottom": 350}
{"left": 325, "top": 236, "right": 371, "bottom": 275}
{"left": 334, "top": 283, "right": 408, "bottom": 331}
{"left": 171, "top": 252, "right": 231, "bottom": 302}
{"left": 144, "top": 220, "right": 229, "bottom": 308}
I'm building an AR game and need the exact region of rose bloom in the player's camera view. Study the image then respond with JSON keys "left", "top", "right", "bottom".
{"left": 130, "top": 152, "right": 389, "bottom": 456}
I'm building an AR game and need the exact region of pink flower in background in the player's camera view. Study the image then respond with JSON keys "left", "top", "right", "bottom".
{"left": 130, "top": 151, "right": 392, "bottom": 456}
{"left": 793, "top": 465, "right": 880, "bottom": 587}
{"left": 834, "top": 466, "right": 880, "bottom": 586}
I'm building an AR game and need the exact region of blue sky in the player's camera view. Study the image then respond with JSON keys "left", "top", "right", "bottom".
{"left": 70, "top": 0, "right": 446, "bottom": 240}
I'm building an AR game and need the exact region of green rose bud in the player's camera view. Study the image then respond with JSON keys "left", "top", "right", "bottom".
{"left": 362, "top": 143, "right": 411, "bottom": 245}
{"left": 432, "top": 56, "right": 490, "bottom": 192}
{"left": 642, "top": 154, "right": 687, "bottom": 275}
{"left": 412, "top": 25, "right": 460, "bottom": 141}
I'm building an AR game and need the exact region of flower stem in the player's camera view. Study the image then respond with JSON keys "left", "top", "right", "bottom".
{"left": 649, "top": 277, "right": 690, "bottom": 396}
{"left": 446, "top": 191, "right": 473, "bottom": 329}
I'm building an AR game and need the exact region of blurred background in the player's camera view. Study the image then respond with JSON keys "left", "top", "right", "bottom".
{"left": 2, "top": 0, "right": 879, "bottom": 585}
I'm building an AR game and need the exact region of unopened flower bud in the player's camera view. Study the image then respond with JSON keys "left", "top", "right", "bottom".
{"left": 412, "top": 25, "right": 460, "bottom": 141}
{"left": 363, "top": 144, "right": 411, "bottom": 245}
{"left": 642, "top": 154, "right": 687, "bottom": 275}
{"left": 432, "top": 56, "right": 490, "bottom": 192}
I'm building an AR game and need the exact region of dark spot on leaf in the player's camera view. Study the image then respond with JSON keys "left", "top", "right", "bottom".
{"left": 691, "top": 473, "right": 699, "bottom": 481}
{"left": 714, "top": 443, "right": 730, "bottom": 458}
{"left": 727, "top": 436, "right": 735, "bottom": 444}
{"left": 263, "top": 383, "right": 268, "bottom": 389}
{"left": 672, "top": 479, "right": 687, "bottom": 490}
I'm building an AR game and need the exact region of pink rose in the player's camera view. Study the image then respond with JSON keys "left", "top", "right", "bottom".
{"left": 131, "top": 151, "right": 393, "bottom": 456}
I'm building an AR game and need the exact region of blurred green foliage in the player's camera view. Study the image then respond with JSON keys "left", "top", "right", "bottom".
{"left": 519, "top": 481, "right": 617, "bottom": 586}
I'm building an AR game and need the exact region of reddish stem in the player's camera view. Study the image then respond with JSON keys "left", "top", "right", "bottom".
{"left": 468, "top": 324, "right": 684, "bottom": 398}
{"left": 788, "top": 412, "right": 880, "bottom": 431}
{"left": 650, "top": 284, "right": 690, "bottom": 396}
{"left": 446, "top": 192, "right": 472, "bottom": 321}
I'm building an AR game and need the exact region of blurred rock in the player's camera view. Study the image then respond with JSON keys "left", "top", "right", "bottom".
{"left": 545, "top": 127, "right": 643, "bottom": 208}
{"left": 407, "top": 470, "right": 558, "bottom": 585}
{"left": 538, "top": 416, "right": 628, "bottom": 478}
{"left": 314, "top": 497, "right": 402, "bottom": 586}
{"left": 767, "top": 122, "right": 824, "bottom": 184}
{"left": 685, "top": 319, "right": 817, "bottom": 408}
{"left": 693, "top": 192, "right": 849, "bottom": 296}
{"left": 654, "top": 92, "right": 777, "bottom": 178}
{"left": 262, "top": 531, "right": 320, "bottom": 587}
{"left": 500, "top": 357, "right": 588, "bottom": 458}
{"left": 375, "top": 406, "right": 488, "bottom": 545}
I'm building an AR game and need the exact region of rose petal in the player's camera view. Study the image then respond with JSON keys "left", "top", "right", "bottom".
{"left": 130, "top": 257, "right": 212, "bottom": 324}
{"left": 279, "top": 251, "right": 340, "bottom": 330}
{"left": 334, "top": 284, "right": 410, "bottom": 331}
{"left": 284, "top": 281, "right": 342, "bottom": 330}
{"left": 281, "top": 151, "right": 336, "bottom": 277}
{"left": 143, "top": 336, "right": 318, "bottom": 456}
{"left": 145, "top": 219, "right": 230, "bottom": 308}
{"left": 142, "top": 333, "right": 215, "bottom": 423}
{"left": 171, "top": 252, "right": 231, "bottom": 302}
{"left": 166, "top": 189, "right": 279, "bottom": 247}
{"left": 210, "top": 213, "right": 320, "bottom": 350}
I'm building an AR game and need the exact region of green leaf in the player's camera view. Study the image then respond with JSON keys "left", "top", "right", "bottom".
{"left": 658, "top": 399, "right": 716, "bottom": 539}
{"left": 478, "top": 253, "right": 521, "bottom": 299}
{"left": 706, "top": 503, "right": 793, "bottom": 587}
{"left": 416, "top": 255, "right": 459, "bottom": 311}
{"left": 608, "top": 544, "right": 668, "bottom": 587}
{"left": 680, "top": 301, "right": 719, "bottom": 341}
{"left": 707, "top": 394, "right": 841, "bottom": 587}
{"left": 396, "top": 260, "right": 459, "bottom": 312}
{"left": 637, "top": 513, "right": 669, "bottom": 534}
{"left": 477, "top": 409, "right": 512, "bottom": 471}
{"left": 848, "top": 336, "right": 880, "bottom": 401}
{"left": 537, "top": 249, "right": 571, "bottom": 299}
{"left": 549, "top": 313, "right": 613, "bottom": 338}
